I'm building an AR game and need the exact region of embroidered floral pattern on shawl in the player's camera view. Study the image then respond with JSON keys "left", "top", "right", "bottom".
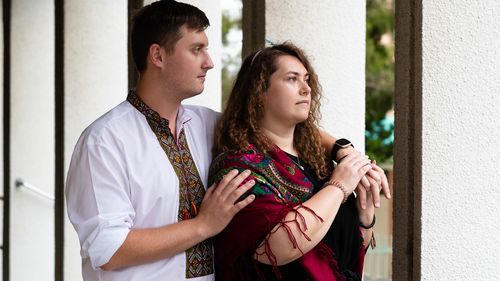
{"left": 209, "top": 145, "right": 347, "bottom": 281}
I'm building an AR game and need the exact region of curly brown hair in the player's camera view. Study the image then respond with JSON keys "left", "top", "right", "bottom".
{"left": 213, "top": 42, "right": 329, "bottom": 179}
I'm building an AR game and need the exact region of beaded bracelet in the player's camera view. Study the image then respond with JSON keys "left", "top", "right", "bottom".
{"left": 322, "top": 180, "right": 349, "bottom": 203}
{"left": 360, "top": 214, "right": 376, "bottom": 229}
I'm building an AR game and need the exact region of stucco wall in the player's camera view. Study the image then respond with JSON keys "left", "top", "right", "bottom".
{"left": 265, "top": 0, "right": 366, "bottom": 147}
{"left": 421, "top": 0, "right": 500, "bottom": 279}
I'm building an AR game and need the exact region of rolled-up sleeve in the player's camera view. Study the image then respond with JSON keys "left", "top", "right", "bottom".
{"left": 66, "top": 138, "right": 134, "bottom": 270}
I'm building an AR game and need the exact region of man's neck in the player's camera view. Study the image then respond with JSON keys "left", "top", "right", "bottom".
{"left": 136, "top": 77, "right": 181, "bottom": 136}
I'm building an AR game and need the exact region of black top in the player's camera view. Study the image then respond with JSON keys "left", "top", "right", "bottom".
{"left": 282, "top": 152, "right": 363, "bottom": 281}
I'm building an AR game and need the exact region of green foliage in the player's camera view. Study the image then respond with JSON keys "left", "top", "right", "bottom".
{"left": 365, "top": 0, "right": 394, "bottom": 164}
{"left": 221, "top": 64, "right": 232, "bottom": 108}
{"left": 222, "top": 11, "right": 241, "bottom": 45}
{"left": 221, "top": 11, "right": 242, "bottom": 109}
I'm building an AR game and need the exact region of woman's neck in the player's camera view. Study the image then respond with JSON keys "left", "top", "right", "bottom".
{"left": 260, "top": 123, "right": 297, "bottom": 156}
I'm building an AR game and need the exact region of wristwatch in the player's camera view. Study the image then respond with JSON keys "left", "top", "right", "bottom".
{"left": 331, "top": 138, "right": 354, "bottom": 162}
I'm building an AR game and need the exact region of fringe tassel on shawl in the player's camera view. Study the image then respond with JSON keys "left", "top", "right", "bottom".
{"left": 254, "top": 203, "right": 324, "bottom": 280}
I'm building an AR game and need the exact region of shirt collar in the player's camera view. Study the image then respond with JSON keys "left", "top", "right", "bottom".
{"left": 127, "top": 89, "right": 192, "bottom": 132}
{"left": 177, "top": 105, "right": 192, "bottom": 126}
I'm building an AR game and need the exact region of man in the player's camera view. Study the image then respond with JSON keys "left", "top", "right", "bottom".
{"left": 66, "top": 1, "right": 255, "bottom": 280}
{"left": 66, "top": 1, "right": 389, "bottom": 280}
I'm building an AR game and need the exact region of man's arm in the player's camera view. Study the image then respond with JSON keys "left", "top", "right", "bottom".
{"left": 319, "top": 130, "right": 337, "bottom": 160}
{"left": 101, "top": 169, "right": 255, "bottom": 270}
{"left": 67, "top": 139, "right": 255, "bottom": 272}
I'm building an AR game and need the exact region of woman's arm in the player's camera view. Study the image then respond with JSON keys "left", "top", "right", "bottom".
{"left": 254, "top": 152, "right": 372, "bottom": 265}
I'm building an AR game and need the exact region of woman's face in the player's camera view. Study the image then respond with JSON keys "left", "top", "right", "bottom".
{"left": 261, "top": 55, "right": 312, "bottom": 128}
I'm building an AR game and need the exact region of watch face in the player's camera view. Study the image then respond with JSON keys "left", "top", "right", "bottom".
{"left": 336, "top": 138, "right": 352, "bottom": 147}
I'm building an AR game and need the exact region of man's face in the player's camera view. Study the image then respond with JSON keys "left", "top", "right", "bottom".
{"left": 162, "top": 25, "right": 214, "bottom": 100}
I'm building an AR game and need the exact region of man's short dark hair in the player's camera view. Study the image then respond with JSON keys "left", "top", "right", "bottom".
{"left": 131, "top": 0, "right": 210, "bottom": 72}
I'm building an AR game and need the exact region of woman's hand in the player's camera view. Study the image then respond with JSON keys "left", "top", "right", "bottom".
{"left": 329, "top": 152, "right": 372, "bottom": 195}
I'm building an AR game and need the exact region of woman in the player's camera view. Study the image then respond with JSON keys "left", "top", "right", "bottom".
{"left": 209, "top": 43, "right": 380, "bottom": 280}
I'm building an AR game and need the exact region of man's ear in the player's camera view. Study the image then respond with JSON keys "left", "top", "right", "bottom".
{"left": 148, "top": 43, "right": 164, "bottom": 68}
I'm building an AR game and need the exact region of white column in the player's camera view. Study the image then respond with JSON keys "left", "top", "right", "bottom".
{"left": 265, "top": 0, "right": 366, "bottom": 147}
{"left": 420, "top": 0, "right": 500, "bottom": 279}
{"left": 64, "top": 1, "right": 128, "bottom": 280}
{"left": 10, "top": 0, "right": 54, "bottom": 280}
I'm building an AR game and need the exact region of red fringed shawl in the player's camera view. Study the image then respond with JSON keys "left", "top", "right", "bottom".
{"left": 208, "top": 146, "right": 365, "bottom": 281}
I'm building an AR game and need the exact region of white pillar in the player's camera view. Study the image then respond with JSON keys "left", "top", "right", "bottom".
{"left": 264, "top": 0, "right": 366, "bottom": 147}
{"left": 64, "top": 1, "right": 128, "bottom": 280}
{"left": 420, "top": 0, "right": 500, "bottom": 279}
{"left": 10, "top": 0, "right": 54, "bottom": 280}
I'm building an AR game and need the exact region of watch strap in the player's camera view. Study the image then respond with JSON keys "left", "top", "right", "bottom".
{"left": 331, "top": 138, "right": 354, "bottom": 162}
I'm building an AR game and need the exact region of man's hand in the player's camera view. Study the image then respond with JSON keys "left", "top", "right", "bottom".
{"left": 329, "top": 152, "right": 373, "bottom": 194}
{"left": 195, "top": 169, "right": 256, "bottom": 237}
{"left": 100, "top": 169, "right": 256, "bottom": 271}
{"left": 356, "top": 160, "right": 391, "bottom": 209}
{"left": 338, "top": 147, "right": 390, "bottom": 209}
